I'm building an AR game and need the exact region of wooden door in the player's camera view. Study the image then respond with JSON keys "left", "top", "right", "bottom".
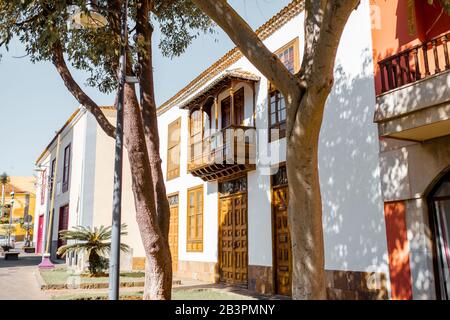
{"left": 273, "top": 186, "right": 292, "bottom": 296}
{"left": 233, "top": 194, "right": 248, "bottom": 284}
{"left": 36, "top": 214, "right": 44, "bottom": 254}
{"left": 57, "top": 205, "right": 69, "bottom": 258}
{"left": 219, "top": 193, "right": 248, "bottom": 285}
{"left": 168, "top": 194, "right": 179, "bottom": 273}
{"left": 219, "top": 197, "right": 234, "bottom": 283}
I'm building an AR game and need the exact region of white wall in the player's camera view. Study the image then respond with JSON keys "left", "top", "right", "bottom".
{"left": 318, "top": 0, "right": 389, "bottom": 279}
{"left": 158, "top": 104, "right": 219, "bottom": 263}
{"left": 91, "top": 111, "right": 145, "bottom": 258}
{"left": 155, "top": 0, "right": 389, "bottom": 282}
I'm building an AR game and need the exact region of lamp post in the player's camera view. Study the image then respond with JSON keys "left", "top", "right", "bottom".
{"left": 109, "top": 0, "right": 128, "bottom": 301}
{"left": 8, "top": 192, "right": 14, "bottom": 247}
{"left": 67, "top": 0, "right": 128, "bottom": 300}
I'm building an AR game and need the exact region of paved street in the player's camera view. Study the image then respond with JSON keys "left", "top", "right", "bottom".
{"left": 0, "top": 254, "right": 47, "bottom": 300}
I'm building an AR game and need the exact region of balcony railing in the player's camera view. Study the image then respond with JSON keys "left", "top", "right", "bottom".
{"left": 188, "top": 125, "right": 256, "bottom": 175}
{"left": 378, "top": 32, "right": 450, "bottom": 95}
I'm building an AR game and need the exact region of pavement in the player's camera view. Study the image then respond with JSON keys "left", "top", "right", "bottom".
{"left": 0, "top": 253, "right": 48, "bottom": 300}
{"left": 0, "top": 248, "right": 287, "bottom": 300}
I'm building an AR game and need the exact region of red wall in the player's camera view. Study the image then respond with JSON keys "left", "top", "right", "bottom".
{"left": 384, "top": 202, "right": 413, "bottom": 300}
{"left": 370, "top": 0, "right": 450, "bottom": 95}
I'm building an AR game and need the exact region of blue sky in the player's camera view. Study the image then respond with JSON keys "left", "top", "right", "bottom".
{"left": 0, "top": 0, "right": 291, "bottom": 176}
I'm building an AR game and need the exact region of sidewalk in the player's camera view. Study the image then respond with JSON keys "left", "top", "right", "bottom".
{"left": 0, "top": 253, "right": 48, "bottom": 300}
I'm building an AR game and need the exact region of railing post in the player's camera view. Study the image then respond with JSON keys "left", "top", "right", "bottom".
{"left": 396, "top": 56, "right": 404, "bottom": 86}
{"left": 404, "top": 52, "right": 412, "bottom": 84}
{"left": 423, "top": 44, "right": 431, "bottom": 76}
{"left": 391, "top": 63, "right": 398, "bottom": 89}
{"left": 413, "top": 47, "right": 421, "bottom": 81}
{"left": 432, "top": 39, "right": 441, "bottom": 74}
{"left": 443, "top": 34, "right": 450, "bottom": 70}
{"left": 379, "top": 63, "right": 386, "bottom": 93}
{"left": 386, "top": 60, "right": 394, "bottom": 90}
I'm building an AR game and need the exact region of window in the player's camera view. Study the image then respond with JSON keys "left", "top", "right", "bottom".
{"left": 187, "top": 185, "right": 203, "bottom": 252}
{"left": 62, "top": 144, "right": 71, "bottom": 193}
{"left": 49, "top": 158, "right": 56, "bottom": 197}
{"left": 190, "top": 110, "right": 203, "bottom": 165}
{"left": 234, "top": 88, "right": 245, "bottom": 126}
{"left": 269, "top": 89, "right": 287, "bottom": 141}
{"left": 269, "top": 38, "right": 299, "bottom": 141}
{"left": 167, "top": 118, "right": 181, "bottom": 180}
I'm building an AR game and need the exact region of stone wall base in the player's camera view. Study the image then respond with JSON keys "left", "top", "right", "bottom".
{"left": 326, "top": 270, "right": 388, "bottom": 300}
{"left": 248, "top": 265, "right": 273, "bottom": 294}
{"left": 177, "top": 260, "right": 218, "bottom": 283}
{"left": 247, "top": 265, "right": 388, "bottom": 299}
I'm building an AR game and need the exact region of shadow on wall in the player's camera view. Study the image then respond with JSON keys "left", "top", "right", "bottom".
{"left": 319, "top": 49, "right": 389, "bottom": 276}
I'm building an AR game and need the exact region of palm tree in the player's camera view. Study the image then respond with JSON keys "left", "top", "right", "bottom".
{"left": 57, "top": 224, "right": 130, "bottom": 276}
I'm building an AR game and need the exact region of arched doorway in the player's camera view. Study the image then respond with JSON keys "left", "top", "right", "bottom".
{"left": 429, "top": 170, "right": 450, "bottom": 300}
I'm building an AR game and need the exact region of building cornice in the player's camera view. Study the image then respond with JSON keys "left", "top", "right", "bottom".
{"left": 35, "top": 106, "right": 114, "bottom": 165}
{"left": 157, "top": 0, "right": 304, "bottom": 116}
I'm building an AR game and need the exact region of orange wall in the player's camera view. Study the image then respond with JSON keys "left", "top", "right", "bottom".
{"left": 384, "top": 202, "right": 413, "bottom": 300}
{"left": 370, "top": 0, "right": 450, "bottom": 95}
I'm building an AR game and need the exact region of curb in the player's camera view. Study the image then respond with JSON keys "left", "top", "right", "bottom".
{"left": 33, "top": 269, "right": 48, "bottom": 290}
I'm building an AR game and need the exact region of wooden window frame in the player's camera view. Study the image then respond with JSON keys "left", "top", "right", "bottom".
{"left": 186, "top": 185, "right": 204, "bottom": 252}
{"left": 62, "top": 144, "right": 71, "bottom": 193}
{"left": 49, "top": 158, "right": 56, "bottom": 196}
{"left": 167, "top": 117, "right": 181, "bottom": 181}
{"left": 269, "top": 37, "right": 300, "bottom": 142}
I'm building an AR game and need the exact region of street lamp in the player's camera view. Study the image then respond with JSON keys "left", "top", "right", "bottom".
{"left": 66, "top": 0, "right": 128, "bottom": 301}
{"left": 67, "top": 1, "right": 108, "bottom": 30}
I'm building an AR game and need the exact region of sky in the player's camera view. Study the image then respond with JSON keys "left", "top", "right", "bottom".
{"left": 0, "top": 0, "right": 292, "bottom": 177}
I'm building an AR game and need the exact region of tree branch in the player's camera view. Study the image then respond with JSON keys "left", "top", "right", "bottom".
{"left": 136, "top": 0, "right": 171, "bottom": 238}
{"left": 305, "top": 0, "right": 361, "bottom": 90}
{"left": 191, "top": 0, "right": 299, "bottom": 98}
{"left": 291, "top": 0, "right": 360, "bottom": 138}
{"left": 300, "top": 0, "right": 327, "bottom": 80}
{"left": 51, "top": 40, "right": 116, "bottom": 138}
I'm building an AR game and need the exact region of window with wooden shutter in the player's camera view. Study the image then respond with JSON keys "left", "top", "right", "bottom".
{"left": 62, "top": 144, "right": 71, "bottom": 193}
{"left": 167, "top": 118, "right": 181, "bottom": 180}
{"left": 269, "top": 38, "right": 299, "bottom": 142}
{"left": 189, "top": 110, "right": 203, "bottom": 166}
{"left": 187, "top": 185, "right": 203, "bottom": 252}
{"left": 49, "top": 158, "right": 56, "bottom": 196}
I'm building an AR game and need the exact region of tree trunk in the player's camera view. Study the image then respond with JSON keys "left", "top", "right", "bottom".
{"left": 136, "top": 0, "right": 173, "bottom": 297}
{"left": 122, "top": 83, "right": 172, "bottom": 300}
{"left": 136, "top": 0, "right": 171, "bottom": 241}
{"left": 287, "top": 91, "right": 328, "bottom": 300}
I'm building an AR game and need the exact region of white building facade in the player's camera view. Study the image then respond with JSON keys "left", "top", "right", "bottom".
{"left": 34, "top": 0, "right": 391, "bottom": 299}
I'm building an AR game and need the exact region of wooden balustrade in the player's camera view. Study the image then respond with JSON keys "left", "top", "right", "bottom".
{"left": 378, "top": 32, "right": 450, "bottom": 94}
{"left": 188, "top": 125, "right": 256, "bottom": 172}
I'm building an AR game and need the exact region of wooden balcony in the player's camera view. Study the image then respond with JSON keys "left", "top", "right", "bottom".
{"left": 378, "top": 32, "right": 450, "bottom": 95}
{"left": 188, "top": 125, "right": 256, "bottom": 182}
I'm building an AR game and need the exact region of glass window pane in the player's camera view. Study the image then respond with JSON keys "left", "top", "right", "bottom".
{"left": 280, "top": 108, "right": 286, "bottom": 122}
{"left": 271, "top": 113, "right": 277, "bottom": 125}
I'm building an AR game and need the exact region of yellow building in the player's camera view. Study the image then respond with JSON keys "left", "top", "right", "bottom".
{"left": 0, "top": 176, "right": 36, "bottom": 242}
